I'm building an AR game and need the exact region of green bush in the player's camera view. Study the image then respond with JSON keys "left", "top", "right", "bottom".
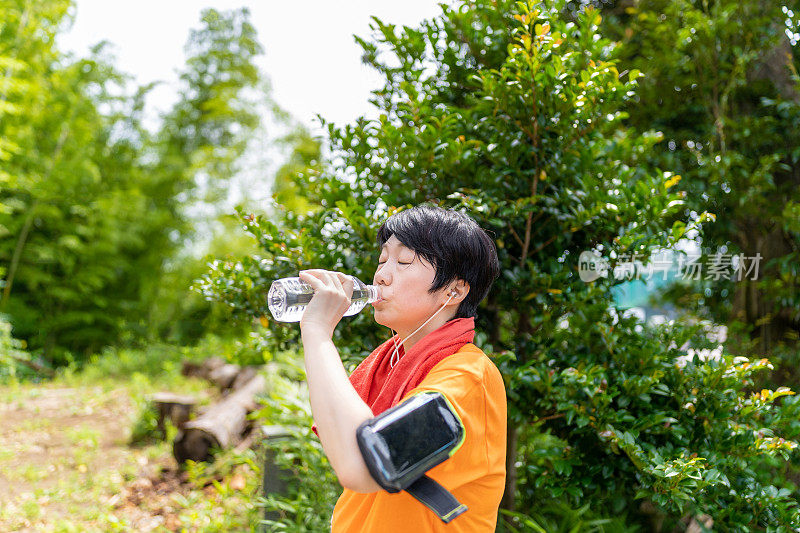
{"left": 128, "top": 398, "right": 165, "bottom": 446}
{"left": 501, "top": 500, "right": 640, "bottom": 533}
{"left": 511, "top": 298, "right": 800, "bottom": 530}
{"left": 0, "top": 315, "right": 33, "bottom": 383}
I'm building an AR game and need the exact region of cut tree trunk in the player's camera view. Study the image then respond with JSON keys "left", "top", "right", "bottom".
{"left": 181, "top": 357, "right": 225, "bottom": 381}
{"left": 207, "top": 363, "right": 241, "bottom": 390}
{"left": 148, "top": 393, "right": 197, "bottom": 438}
{"left": 173, "top": 374, "right": 266, "bottom": 464}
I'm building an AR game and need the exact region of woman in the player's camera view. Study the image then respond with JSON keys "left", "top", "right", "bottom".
{"left": 298, "top": 204, "right": 506, "bottom": 532}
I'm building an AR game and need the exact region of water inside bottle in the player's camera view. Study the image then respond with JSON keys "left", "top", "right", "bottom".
{"left": 268, "top": 277, "right": 378, "bottom": 322}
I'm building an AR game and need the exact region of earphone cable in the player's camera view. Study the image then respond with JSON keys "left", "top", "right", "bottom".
{"left": 389, "top": 292, "right": 455, "bottom": 368}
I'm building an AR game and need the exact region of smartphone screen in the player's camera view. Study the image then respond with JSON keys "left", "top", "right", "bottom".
{"left": 376, "top": 395, "right": 460, "bottom": 476}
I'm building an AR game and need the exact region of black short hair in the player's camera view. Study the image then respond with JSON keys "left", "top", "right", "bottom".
{"left": 376, "top": 203, "right": 500, "bottom": 319}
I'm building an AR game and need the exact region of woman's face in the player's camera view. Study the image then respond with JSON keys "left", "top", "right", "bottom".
{"left": 371, "top": 235, "right": 451, "bottom": 334}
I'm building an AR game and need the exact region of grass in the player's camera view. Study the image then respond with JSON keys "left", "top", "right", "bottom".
{"left": 0, "top": 447, "right": 13, "bottom": 461}
{"left": 18, "top": 417, "right": 53, "bottom": 432}
{"left": 66, "top": 425, "right": 101, "bottom": 449}
{"left": 0, "top": 335, "right": 270, "bottom": 532}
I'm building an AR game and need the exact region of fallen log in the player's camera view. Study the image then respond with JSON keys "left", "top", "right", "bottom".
{"left": 229, "top": 365, "right": 258, "bottom": 391}
{"left": 181, "top": 358, "right": 259, "bottom": 392}
{"left": 173, "top": 374, "right": 266, "bottom": 464}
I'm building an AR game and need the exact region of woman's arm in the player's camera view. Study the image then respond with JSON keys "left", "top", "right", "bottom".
{"left": 302, "top": 327, "right": 382, "bottom": 492}
{"left": 297, "top": 269, "right": 382, "bottom": 493}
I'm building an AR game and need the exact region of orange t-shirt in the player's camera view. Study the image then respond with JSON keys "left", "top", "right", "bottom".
{"left": 330, "top": 342, "right": 507, "bottom": 532}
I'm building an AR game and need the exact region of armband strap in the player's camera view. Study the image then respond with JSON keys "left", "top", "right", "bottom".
{"left": 356, "top": 391, "right": 468, "bottom": 523}
{"left": 406, "top": 475, "right": 468, "bottom": 523}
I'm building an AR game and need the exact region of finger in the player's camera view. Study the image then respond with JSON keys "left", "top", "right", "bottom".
{"left": 302, "top": 270, "right": 337, "bottom": 287}
{"left": 325, "top": 273, "right": 348, "bottom": 300}
{"left": 337, "top": 273, "right": 354, "bottom": 296}
{"left": 334, "top": 272, "right": 355, "bottom": 299}
{"left": 298, "top": 271, "right": 325, "bottom": 290}
{"left": 329, "top": 271, "right": 345, "bottom": 292}
{"left": 303, "top": 270, "right": 341, "bottom": 296}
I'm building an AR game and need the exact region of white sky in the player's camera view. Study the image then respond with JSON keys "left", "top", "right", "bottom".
{"left": 57, "top": 0, "right": 445, "bottom": 136}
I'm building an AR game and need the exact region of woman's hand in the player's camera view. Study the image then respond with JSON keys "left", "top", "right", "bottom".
{"left": 298, "top": 269, "right": 355, "bottom": 340}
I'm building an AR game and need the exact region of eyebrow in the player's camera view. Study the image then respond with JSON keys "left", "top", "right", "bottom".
{"left": 380, "top": 242, "right": 410, "bottom": 251}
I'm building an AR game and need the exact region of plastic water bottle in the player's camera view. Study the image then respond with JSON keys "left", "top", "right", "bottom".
{"left": 267, "top": 275, "right": 382, "bottom": 323}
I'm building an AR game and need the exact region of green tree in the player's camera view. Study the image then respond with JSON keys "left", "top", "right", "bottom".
{"left": 132, "top": 7, "right": 266, "bottom": 342}
{"left": 0, "top": 6, "right": 265, "bottom": 362}
{"left": 602, "top": 0, "right": 800, "bottom": 384}
{"left": 270, "top": 124, "right": 324, "bottom": 216}
{"left": 202, "top": 0, "right": 800, "bottom": 529}
{"left": 0, "top": 0, "right": 136, "bottom": 359}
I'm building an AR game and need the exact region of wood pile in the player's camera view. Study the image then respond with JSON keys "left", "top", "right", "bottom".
{"left": 149, "top": 358, "right": 266, "bottom": 464}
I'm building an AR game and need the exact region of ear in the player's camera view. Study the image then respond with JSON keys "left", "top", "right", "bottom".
{"left": 446, "top": 280, "right": 470, "bottom": 304}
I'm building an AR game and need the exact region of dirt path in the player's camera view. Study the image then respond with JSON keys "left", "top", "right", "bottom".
{"left": 0, "top": 384, "right": 187, "bottom": 531}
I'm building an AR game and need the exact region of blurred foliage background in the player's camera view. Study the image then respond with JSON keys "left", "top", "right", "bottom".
{"left": 2, "top": 0, "right": 800, "bottom": 531}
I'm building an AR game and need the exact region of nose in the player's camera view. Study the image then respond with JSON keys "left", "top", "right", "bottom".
{"left": 373, "top": 263, "right": 391, "bottom": 289}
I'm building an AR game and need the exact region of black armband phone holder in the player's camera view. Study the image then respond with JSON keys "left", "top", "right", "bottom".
{"left": 356, "top": 391, "right": 468, "bottom": 523}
